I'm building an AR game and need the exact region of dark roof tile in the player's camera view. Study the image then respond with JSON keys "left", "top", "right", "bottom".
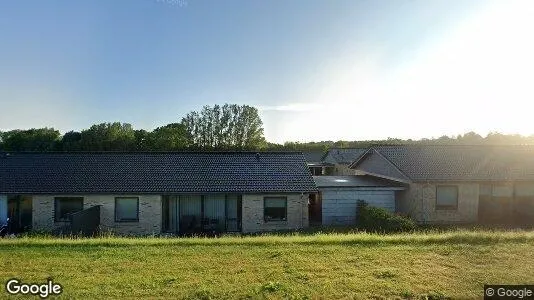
{"left": 372, "top": 145, "right": 534, "bottom": 181}
{"left": 0, "top": 152, "right": 317, "bottom": 194}
{"left": 322, "top": 148, "right": 367, "bottom": 164}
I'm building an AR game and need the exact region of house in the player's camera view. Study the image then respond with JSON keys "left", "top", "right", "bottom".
{"left": 0, "top": 152, "right": 317, "bottom": 235}
{"left": 306, "top": 145, "right": 534, "bottom": 226}
{"left": 350, "top": 145, "right": 534, "bottom": 225}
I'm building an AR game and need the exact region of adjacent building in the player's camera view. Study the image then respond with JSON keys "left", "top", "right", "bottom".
{"left": 350, "top": 145, "right": 534, "bottom": 225}
{"left": 307, "top": 145, "right": 534, "bottom": 226}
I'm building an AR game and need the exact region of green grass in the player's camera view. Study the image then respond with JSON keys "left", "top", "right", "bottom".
{"left": 1, "top": 230, "right": 534, "bottom": 299}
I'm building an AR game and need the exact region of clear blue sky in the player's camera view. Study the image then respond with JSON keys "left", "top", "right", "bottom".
{"left": 1, "top": 0, "right": 532, "bottom": 143}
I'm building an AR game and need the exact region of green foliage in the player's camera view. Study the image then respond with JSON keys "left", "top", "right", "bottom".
{"left": 181, "top": 104, "right": 266, "bottom": 150}
{"left": 148, "top": 123, "right": 191, "bottom": 151}
{"left": 264, "top": 132, "right": 534, "bottom": 151}
{"left": 133, "top": 129, "right": 151, "bottom": 151}
{"left": 79, "top": 122, "right": 137, "bottom": 151}
{"left": 0, "top": 128, "right": 60, "bottom": 151}
{"left": 357, "top": 200, "right": 416, "bottom": 233}
{"left": 58, "top": 131, "right": 82, "bottom": 151}
{"left": 3, "top": 106, "right": 534, "bottom": 153}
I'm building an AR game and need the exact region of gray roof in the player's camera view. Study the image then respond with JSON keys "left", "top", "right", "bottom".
{"left": 363, "top": 145, "right": 534, "bottom": 181}
{"left": 322, "top": 148, "right": 368, "bottom": 165}
{"left": 313, "top": 175, "right": 405, "bottom": 188}
{"left": 0, "top": 152, "right": 317, "bottom": 194}
{"left": 302, "top": 151, "right": 326, "bottom": 164}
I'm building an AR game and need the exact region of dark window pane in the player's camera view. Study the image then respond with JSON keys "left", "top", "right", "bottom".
{"left": 436, "top": 186, "right": 458, "bottom": 210}
{"left": 264, "top": 197, "right": 287, "bottom": 221}
{"left": 115, "top": 197, "right": 139, "bottom": 222}
{"left": 55, "top": 197, "right": 84, "bottom": 222}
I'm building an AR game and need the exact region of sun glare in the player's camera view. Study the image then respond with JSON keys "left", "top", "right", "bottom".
{"left": 263, "top": 0, "right": 534, "bottom": 143}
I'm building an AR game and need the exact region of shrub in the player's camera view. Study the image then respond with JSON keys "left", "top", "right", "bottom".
{"left": 357, "top": 200, "right": 416, "bottom": 233}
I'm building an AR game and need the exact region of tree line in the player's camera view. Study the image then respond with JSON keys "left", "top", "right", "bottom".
{"left": 276, "top": 131, "right": 534, "bottom": 152}
{"left": 0, "top": 104, "right": 265, "bottom": 152}
{"left": 1, "top": 104, "right": 534, "bottom": 152}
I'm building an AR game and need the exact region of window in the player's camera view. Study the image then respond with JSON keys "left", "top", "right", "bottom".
{"left": 515, "top": 183, "right": 534, "bottom": 200}
{"left": 115, "top": 197, "right": 139, "bottom": 222}
{"left": 264, "top": 197, "right": 287, "bottom": 221}
{"left": 55, "top": 197, "right": 84, "bottom": 222}
{"left": 309, "top": 167, "right": 324, "bottom": 176}
{"left": 436, "top": 186, "right": 458, "bottom": 210}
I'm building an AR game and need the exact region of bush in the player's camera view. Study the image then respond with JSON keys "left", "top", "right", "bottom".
{"left": 356, "top": 200, "right": 416, "bottom": 233}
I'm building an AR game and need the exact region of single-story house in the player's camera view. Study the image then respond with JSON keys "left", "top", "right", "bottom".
{"left": 349, "top": 145, "right": 534, "bottom": 225}
{"left": 0, "top": 152, "right": 317, "bottom": 235}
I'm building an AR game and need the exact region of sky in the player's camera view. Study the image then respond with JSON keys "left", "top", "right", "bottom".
{"left": 1, "top": 0, "right": 533, "bottom": 143}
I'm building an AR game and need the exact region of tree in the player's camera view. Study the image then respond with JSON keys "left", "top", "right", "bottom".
{"left": 79, "top": 123, "right": 136, "bottom": 151}
{"left": 148, "top": 123, "right": 191, "bottom": 151}
{"left": 58, "top": 131, "right": 82, "bottom": 151}
{"left": 181, "top": 104, "right": 266, "bottom": 150}
{"left": 134, "top": 129, "right": 151, "bottom": 151}
{"left": 457, "top": 131, "right": 484, "bottom": 144}
{"left": 0, "top": 128, "right": 60, "bottom": 151}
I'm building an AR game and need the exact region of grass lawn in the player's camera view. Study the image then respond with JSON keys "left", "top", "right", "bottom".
{"left": 1, "top": 230, "right": 534, "bottom": 299}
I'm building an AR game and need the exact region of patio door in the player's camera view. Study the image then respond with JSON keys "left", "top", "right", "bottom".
{"left": 162, "top": 196, "right": 179, "bottom": 233}
{"left": 162, "top": 195, "right": 242, "bottom": 233}
{"left": 225, "top": 195, "right": 242, "bottom": 232}
{"left": 7, "top": 195, "right": 32, "bottom": 232}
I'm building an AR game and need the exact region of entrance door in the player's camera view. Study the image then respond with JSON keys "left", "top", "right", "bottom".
{"left": 7, "top": 195, "right": 32, "bottom": 232}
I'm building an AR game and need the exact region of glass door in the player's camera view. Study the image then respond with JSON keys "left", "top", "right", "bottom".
{"left": 225, "top": 195, "right": 242, "bottom": 232}
{"left": 7, "top": 195, "right": 32, "bottom": 232}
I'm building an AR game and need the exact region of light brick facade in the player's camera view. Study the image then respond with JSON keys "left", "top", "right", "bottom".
{"left": 241, "top": 193, "right": 309, "bottom": 233}
{"left": 397, "top": 182, "right": 479, "bottom": 224}
{"left": 32, "top": 195, "right": 162, "bottom": 235}
{"left": 29, "top": 193, "right": 310, "bottom": 235}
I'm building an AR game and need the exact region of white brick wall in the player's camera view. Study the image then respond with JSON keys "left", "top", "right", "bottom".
{"left": 397, "top": 182, "right": 479, "bottom": 223}
{"left": 241, "top": 193, "right": 309, "bottom": 233}
{"left": 31, "top": 193, "right": 310, "bottom": 235}
{"left": 32, "top": 195, "right": 161, "bottom": 235}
